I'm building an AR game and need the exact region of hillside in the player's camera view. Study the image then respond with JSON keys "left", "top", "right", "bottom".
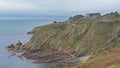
{"left": 6, "top": 12, "right": 120, "bottom": 68}
{"left": 25, "top": 12, "right": 120, "bottom": 56}
{"left": 76, "top": 45, "right": 120, "bottom": 68}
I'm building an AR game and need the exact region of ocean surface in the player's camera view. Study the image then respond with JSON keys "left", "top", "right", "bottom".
{"left": 0, "top": 16, "right": 68, "bottom": 68}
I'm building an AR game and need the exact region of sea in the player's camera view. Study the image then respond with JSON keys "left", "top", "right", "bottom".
{"left": 0, "top": 16, "right": 68, "bottom": 68}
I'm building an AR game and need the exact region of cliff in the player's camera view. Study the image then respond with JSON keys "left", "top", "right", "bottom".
{"left": 24, "top": 12, "right": 120, "bottom": 57}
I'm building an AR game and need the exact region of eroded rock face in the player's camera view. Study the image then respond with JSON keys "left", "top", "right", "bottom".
{"left": 21, "top": 50, "right": 71, "bottom": 63}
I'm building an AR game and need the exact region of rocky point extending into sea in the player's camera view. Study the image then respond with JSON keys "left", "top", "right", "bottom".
{"left": 6, "top": 12, "right": 120, "bottom": 68}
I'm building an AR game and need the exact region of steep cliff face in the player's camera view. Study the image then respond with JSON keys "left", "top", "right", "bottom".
{"left": 24, "top": 12, "right": 120, "bottom": 57}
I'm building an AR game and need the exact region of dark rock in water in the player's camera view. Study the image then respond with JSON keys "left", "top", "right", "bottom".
{"left": 16, "top": 40, "right": 22, "bottom": 45}
{"left": 6, "top": 43, "right": 14, "bottom": 51}
{"left": 6, "top": 41, "right": 24, "bottom": 52}
{"left": 27, "top": 31, "right": 35, "bottom": 34}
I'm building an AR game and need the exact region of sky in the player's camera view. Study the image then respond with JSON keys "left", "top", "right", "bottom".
{"left": 0, "top": 0, "right": 120, "bottom": 16}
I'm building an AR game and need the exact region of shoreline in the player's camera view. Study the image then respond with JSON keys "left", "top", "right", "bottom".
{"left": 5, "top": 27, "right": 91, "bottom": 68}
{"left": 5, "top": 38, "right": 77, "bottom": 67}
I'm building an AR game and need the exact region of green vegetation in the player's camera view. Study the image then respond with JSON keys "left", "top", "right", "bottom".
{"left": 24, "top": 12, "right": 120, "bottom": 68}
{"left": 25, "top": 12, "right": 120, "bottom": 53}
{"left": 109, "top": 65, "right": 120, "bottom": 68}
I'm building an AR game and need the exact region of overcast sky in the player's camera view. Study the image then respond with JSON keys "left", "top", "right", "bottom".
{"left": 0, "top": 0, "right": 120, "bottom": 16}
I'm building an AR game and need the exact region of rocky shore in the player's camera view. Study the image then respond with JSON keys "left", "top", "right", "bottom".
{"left": 6, "top": 40, "right": 23, "bottom": 52}
{"left": 22, "top": 50, "right": 71, "bottom": 63}
{"left": 5, "top": 41, "right": 90, "bottom": 68}
{"left": 6, "top": 40, "right": 81, "bottom": 68}
{"left": 6, "top": 41, "right": 73, "bottom": 65}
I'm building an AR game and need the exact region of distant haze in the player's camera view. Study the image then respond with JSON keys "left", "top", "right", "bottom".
{"left": 0, "top": 0, "right": 120, "bottom": 17}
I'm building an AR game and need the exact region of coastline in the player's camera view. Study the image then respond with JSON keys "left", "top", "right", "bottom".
{"left": 1, "top": 17, "right": 68, "bottom": 68}
{"left": 5, "top": 26, "right": 78, "bottom": 68}
{"left": 5, "top": 38, "right": 74, "bottom": 64}
{"left": 5, "top": 12, "right": 120, "bottom": 68}
{"left": 5, "top": 23, "right": 92, "bottom": 68}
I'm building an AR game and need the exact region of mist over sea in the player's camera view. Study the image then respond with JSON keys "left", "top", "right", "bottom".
{"left": 0, "top": 16, "right": 67, "bottom": 68}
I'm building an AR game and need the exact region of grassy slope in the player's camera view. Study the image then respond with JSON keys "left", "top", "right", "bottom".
{"left": 25, "top": 13, "right": 120, "bottom": 53}
{"left": 24, "top": 12, "right": 120, "bottom": 67}
{"left": 76, "top": 45, "right": 120, "bottom": 68}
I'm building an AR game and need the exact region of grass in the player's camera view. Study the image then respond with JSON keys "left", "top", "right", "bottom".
{"left": 76, "top": 45, "right": 120, "bottom": 68}
{"left": 71, "top": 35, "right": 81, "bottom": 47}
{"left": 109, "top": 65, "right": 120, "bottom": 68}
{"left": 70, "top": 22, "right": 92, "bottom": 48}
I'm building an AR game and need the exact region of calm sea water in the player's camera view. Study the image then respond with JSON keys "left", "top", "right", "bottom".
{"left": 0, "top": 17, "right": 67, "bottom": 68}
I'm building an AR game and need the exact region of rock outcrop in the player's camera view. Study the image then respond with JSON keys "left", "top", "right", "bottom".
{"left": 6, "top": 41, "right": 23, "bottom": 52}
{"left": 85, "top": 13, "right": 101, "bottom": 18}
{"left": 69, "top": 14, "right": 84, "bottom": 20}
